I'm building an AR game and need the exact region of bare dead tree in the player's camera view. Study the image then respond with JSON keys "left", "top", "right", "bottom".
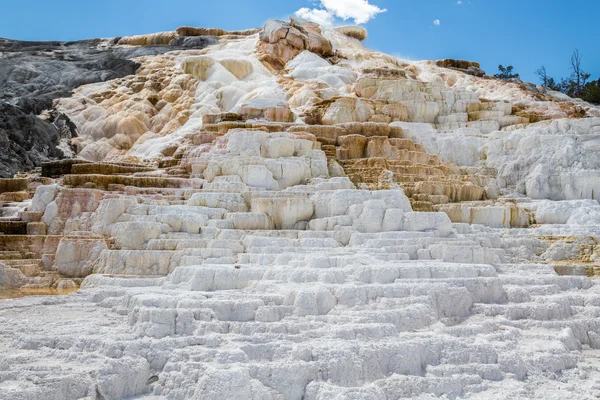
{"left": 536, "top": 50, "right": 593, "bottom": 98}
{"left": 571, "top": 49, "right": 583, "bottom": 93}
{"left": 535, "top": 65, "right": 549, "bottom": 86}
{"left": 569, "top": 49, "right": 591, "bottom": 96}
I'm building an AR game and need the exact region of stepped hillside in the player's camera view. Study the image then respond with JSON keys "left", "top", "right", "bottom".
{"left": 1, "top": 18, "right": 600, "bottom": 399}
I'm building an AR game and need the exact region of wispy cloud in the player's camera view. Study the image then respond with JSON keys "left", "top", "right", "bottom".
{"left": 294, "top": 0, "right": 387, "bottom": 27}
{"left": 433, "top": 19, "right": 441, "bottom": 26}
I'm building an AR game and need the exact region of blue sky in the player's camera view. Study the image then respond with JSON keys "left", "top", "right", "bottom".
{"left": 2, "top": 0, "right": 598, "bottom": 83}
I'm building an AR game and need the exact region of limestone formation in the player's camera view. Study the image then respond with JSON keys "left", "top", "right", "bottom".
{"left": 436, "top": 58, "right": 486, "bottom": 77}
{"left": 335, "top": 26, "right": 368, "bottom": 41}
{"left": 1, "top": 17, "right": 600, "bottom": 400}
{"left": 257, "top": 18, "right": 334, "bottom": 69}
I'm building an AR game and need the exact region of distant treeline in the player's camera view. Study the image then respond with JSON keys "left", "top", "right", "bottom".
{"left": 494, "top": 50, "right": 599, "bottom": 105}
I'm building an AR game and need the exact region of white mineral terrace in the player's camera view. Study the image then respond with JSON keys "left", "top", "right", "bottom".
{"left": 1, "top": 18, "right": 600, "bottom": 400}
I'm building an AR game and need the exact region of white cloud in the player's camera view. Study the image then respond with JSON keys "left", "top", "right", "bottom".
{"left": 457, "top": 1, "right": 463, "bottom": 4}
{"left": 295, "top": 7, "right": 335, "bottom": 27}
{"left": 294, "top": 0, "right": 386, "bottom": 26}
{"left": 320, "top": 0, "right": 387, "bottom": 24}
{"left": 433, "top": 19, "right": 441, "bottom": 26}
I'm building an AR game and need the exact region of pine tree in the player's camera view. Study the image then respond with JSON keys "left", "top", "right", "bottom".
{"left": 494, "top": 65, "right": 520, "bottom": 80}
{"left": 581, "top": 78, "right": 600, "bottom": 104}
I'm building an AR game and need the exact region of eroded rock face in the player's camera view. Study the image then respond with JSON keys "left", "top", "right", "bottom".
{"left": 0, "top": 104, "right": 73, "bottom": 178}
{"left": 0, "top": 38, "right": 146, "bottom": 113}
{"left": 2, "top": 18, "right": 600, "bottom": 400}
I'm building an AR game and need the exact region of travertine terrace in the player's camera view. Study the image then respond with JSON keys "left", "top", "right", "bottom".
{"left": 1, "top": 18, "right": 600, "bottom": 399}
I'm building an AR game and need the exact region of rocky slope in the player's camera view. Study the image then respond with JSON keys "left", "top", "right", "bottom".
{"left": 0, "top": 34, "right": 226, "bottom": 177}
{"left": 1, "top": 18, "right": 600, "bottom": 399}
